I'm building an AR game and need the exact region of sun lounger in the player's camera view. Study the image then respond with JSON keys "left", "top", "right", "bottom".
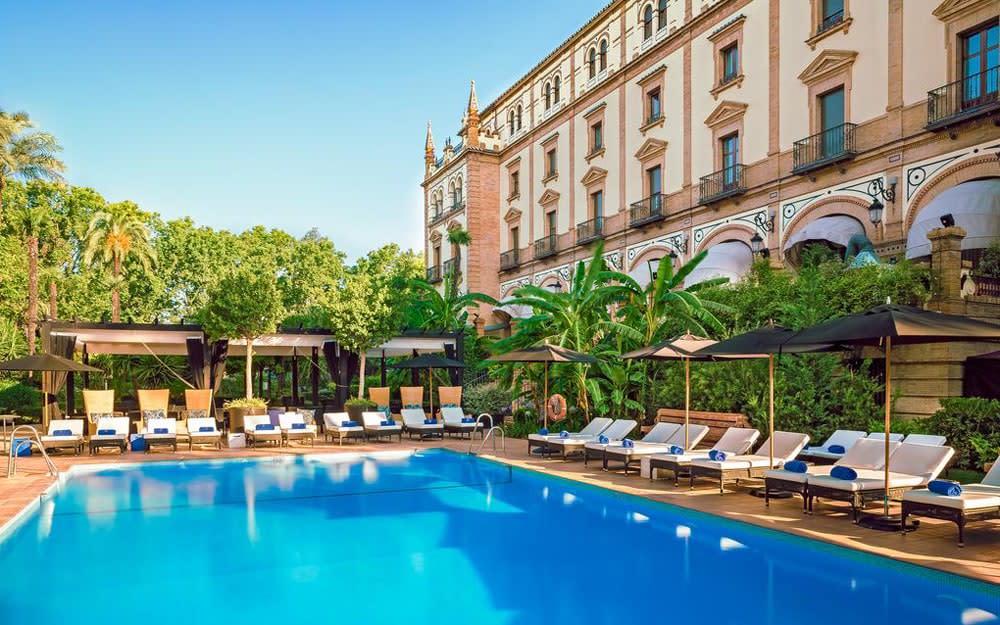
{"left": 901, "top": 456, "right": 1000, "bottom": 545}
{"left": 764, "top": 438, "right": 900, "bottom": 511}
{"left": 806, "top": 442, "right": 955, "bottom": 521}
{"left": 187, "top": 417, "right": 222, "bottom": 450}
{"left": 323, "top": 412, "right": 365, "bottom": 445}
{"left": 544, "top": 419, "right": 637, "bottom": 460}
{"left": 645, "top": 427, "right": 761, "bottom": 485}
{"left": 688, "top": 431, "right": 810, "bottom": 494}
{"left": 143, "top": 418, "right": 178, "bottom": 453}
{"left": 279, "top": 412, "right": 317, "bottom": 446}
{"left": 40, "top": 419, "right": 85, "bottom": 455}
{"left": 441, "top": 406, "right": 479, "bottom": 438}
{"left": 866, "top": 432, "right": 904, "bottom": 442}
{"left": 527, "top": 417, "right": 612, "bottom": 455}
{"left": 362, "top": 411, "right": 402, "bottom": 442}
{"left": 89, "top": 417, "right": 130, "bottom": 454}
{"left": 245, "top": 415, "right": 283, "bottom": 448}
{"left": 902, "top": 433, "right": 947, "bottom": 446}
{"left": 797, "top": 430, "right": 868, "bottom": 464}
{"left": 401, "top": 408, "right": 445, "bottom": 439}
{"left": 584, "top": 422, "right": 679, "bottom": 464}
{"left": 587, "top": 423, "right": 711, "bottom": 475}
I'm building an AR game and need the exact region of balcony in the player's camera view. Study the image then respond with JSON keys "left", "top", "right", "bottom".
{"left": 448, "top": 201, "right": 466, "bottom": 214}
{"left": 576, "top": 216, "right": 604, "bottom": 245}
{"left": 534, "top": 234, "right": 558, "bottom": 260}
{"left": 699, "top": 165, "right": 747, "bottom": 204}
{"left": 792, "top": 122, "right": 857, "bottom": 175}
{"left": 816, "top": 9, "right": 844, "bottom": 35}
{"left": 629, "top": 193, "right": 665, "bottom": 228}
{"left": 426, "top": 265, "right": 442, "bottom": 284}
{"left": 442, "top": 258, "right": 459, "bottom": 278}
{"left": 500, "top": 249, "right": 520, "bottom": 271}
{"left": 927, "top": 68, "right": 1000, "bottom": 131}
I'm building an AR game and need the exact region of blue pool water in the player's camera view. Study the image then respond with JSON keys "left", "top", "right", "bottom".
{"left": 0, "top": 450, "right": 996, "bottom": 625}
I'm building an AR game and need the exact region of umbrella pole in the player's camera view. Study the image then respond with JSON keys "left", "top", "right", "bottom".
{"left": 429, "top": 367, "right": 434, "bottom": 419}
{"left": 684, "top": 357, "right": 690, "bottom": 448}
{"left": 544, "top": 361, "right": 549, "bottom": 430}
{"left": 768, "top": 355, "right": 775, "bottom": 467}
{"left": 43, "top": 371, "right": 49, "bottom": 430}
{"left": 883, "top": 337, "right": 892, "bottom": 517}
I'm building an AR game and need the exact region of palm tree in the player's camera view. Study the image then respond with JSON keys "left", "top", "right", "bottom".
{"left": 446, "top": 228, "right": 472, "bottom": 284}
{"left": 408, "top": 273, "right": 497, "bottom": 331}
{"left": 11, "top": 204, "right": 50, "bottom": 354}
{"left": 0, "top": 110, "right": 65, "bottom": 221}
{"left": 83, "top": 210, "right": 156, "bottom": 322}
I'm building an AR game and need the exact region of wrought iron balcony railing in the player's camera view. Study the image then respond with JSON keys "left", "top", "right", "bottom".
{"left": 927, "top": 67, "right": 1000, "bottom": 130}
{"left": 791, "top": 122, "right": 857, "bottom": 174}
{"left": 442, "top": 258, "right": 459, "bottom": 278}
{"left": 534, "top": 234, "right": 558, "bottom": 260}
{"left": 500, "top": 249, "right": 520, "bottom": 271}
{"left": 576, "top": 216, "right": 604, "bottom": 245}
{"left": 629, "top": 193, "right": 665, "bottom": 228}
{"left": 816, "top": 9, "right": 844, "bottom": 35}
{"left": 426, "top": 265, "right": 442, "bottom": 283}
{"left": 699, "top": 164, "right": 746, "bottom": 204}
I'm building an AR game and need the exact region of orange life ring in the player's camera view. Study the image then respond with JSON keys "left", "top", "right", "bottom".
{"left": 547, "top": 394, "right": 567, "bottom": 422}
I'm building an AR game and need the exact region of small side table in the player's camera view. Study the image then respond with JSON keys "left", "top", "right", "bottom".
{"left": 0, "top": 414, "right": 17, "bottom": 453}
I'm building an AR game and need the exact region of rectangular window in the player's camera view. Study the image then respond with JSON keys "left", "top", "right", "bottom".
{"left": 961, "top": 21, "right": 999, "bottom": 105}
{"left": 721, "top": 44, "right": 739, "bottom": 83}
{"left": 433, "top": 245, "right": 441, "bottom": 268}
{"left": 720, "top": 133, "right": 739, "bottom": 185}
{"left": 546, "top": 148, "right": 557, "bottom": 177}
{"left": 510, "top": 171, "right": 520, "bottom": 197}
{"left": 591, "top": 122, "right": 603, "bottom": 152}
{"left": 546, "top": 211, "right": 557, "bottom": 236}
{"left": 820, "top": 0, "right": 844, "bottom": 32}
{"left": 511, "top": 226, "right": 519, "bottom": 251}
{"left": 590, "top": 190, "right": 603, "bottom": 219}
{"left": 647, "top": 89, "right": 662, "bottom": 124}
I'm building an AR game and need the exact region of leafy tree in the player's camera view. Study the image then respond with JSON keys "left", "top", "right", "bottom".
{"left": 82, "top": 208, "right": 156, "bottom": 321}
{"left": 0, "top": 110, "right": 65, "bottom": 221}
{"left": 200, "top": 267, "right": 284, "bottom": 399}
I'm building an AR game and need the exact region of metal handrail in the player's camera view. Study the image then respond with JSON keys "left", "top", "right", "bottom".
{"left": 469, "top": 413, "right": 499, "bottom": 454}
{"left": 476, "top": 427, "right": 506, "bottom": 455}
{"left": 7, "top": 425, "right": 58, "bottom": 478}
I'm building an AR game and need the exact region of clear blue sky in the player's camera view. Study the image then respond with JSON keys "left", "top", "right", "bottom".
{"left": 2, "top": 0, "right": 608, "bottom": 260}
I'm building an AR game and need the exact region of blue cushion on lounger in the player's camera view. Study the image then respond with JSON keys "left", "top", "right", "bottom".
{"left": 828, "top": 444, "right": 846, "bottom": 454}
{"left": 53, "top": 429, "right": 73, "bottom": 436}
{"left": 559, "top": 430, "right": 569, "bottom": 439}
{"left": 928, "top": 480, "right": 962, "bottom": 496}
{"left": 785, "top": 460, "right": 808, "bottom": 473}
{"left": 255, "top": 424, "right": 275, "bottom": 431}
{"left": 709, "top": 449, "right": 727, "bottom": 462}
{"left": 291, "top": 423, "right": 306, "bottom": 430}
{"left": 830, "top": 466, "right": 857, "bottom": 480}
{"left": 341, "top": 421, "right": 359, "bottom": 427}
{"left": 598, "top": 434, "right": 609, "bottom": 444}
{"left": 153, "top": 428, "right": 168, "bottom": 434}
{"left": 424, "top": 418, "right": 437, "bottom": 425}
{"left": 461, "top": 417, "right": 475, "bottom": 423}
{"left": 538, "top": 428, "right": 548, "bottom": 436}
{"left": 198, "top": 426, "right": 214, "bottom": 432}
{"left": 97, "top": 429, "right": 115, "bottom": 436}
{"left": 622, "top": 438, "right": 634, "bottom": 448}
{"left": 670, "top": 445, "right": 684, "bottom": 455}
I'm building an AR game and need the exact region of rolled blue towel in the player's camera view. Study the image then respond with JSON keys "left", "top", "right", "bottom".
{"left": 291, "top": 423, "right": 306, "bottom": 430}
{"left": 928, "top": 480, "right": 962, "bottom": 497}
{"left": 830, "top": 466, "right": 858, "bottom": 480}
{"left": 622, "top": 438, "right": 634, "bottom": 448}
{"left": 828, "top": 444, "right": 846, "bottom": 454}
{"left": 153, "top": 428, "right": 168, "bottom": 435}
{"left": 539, "top": 428, "right": 549, "bottom": 436}
{"left": 709, "top": 449, "right": 728, "bottom": 462}
{"left": 380, "top": 420, "right": 393, "bottom": 427}
{"left": 559, "top": 430, "right": 570, "bottom": 439}
{"left": 198, "top": 426, "right": 214, "bottom": 432}
{"left": 341, "top": 420, "right": 359, "bottom": 427}
{"left": 784, "top": 460, "right": 808, "bottom": 473}
{"left": 461, "top": 417, "right": 475, "bottom": 424}
{"left": 424, "top": 418, "right": 437, "bottom": 425}
{"left": 598, "top": 434, "right": 609, "bottom": 444}
{"left": 53, "top": 429, "right": 73, "bottom": 436}
{"left": 255, "top": 423, "right": 275, "bottom": 431}
{"left": 669, "top": 445, "right": 684, "bottom": 455}
{"left": 97, "top": 429, "right": 116, "bottom": 436}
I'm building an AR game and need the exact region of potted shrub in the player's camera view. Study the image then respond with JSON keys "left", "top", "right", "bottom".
{"left": 224, "top": 397, "right": 268, "bottom": 433}
{"left": 344, "top": 398, "right": 376, "bottom": 423}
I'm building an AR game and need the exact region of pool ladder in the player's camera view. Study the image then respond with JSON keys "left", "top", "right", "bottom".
{"left": 6, "top": 425, "right": 59, "bottom": 478}
{"left": 469, "top": 413, "right": 505, "bottom": 455}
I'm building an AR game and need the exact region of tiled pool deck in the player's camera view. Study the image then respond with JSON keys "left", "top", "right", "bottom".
{"left": 1, "top": 438, "right": 998, "bottom": 584}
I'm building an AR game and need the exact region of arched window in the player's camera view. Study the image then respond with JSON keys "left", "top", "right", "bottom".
{"left": 553, "top": 76, "right": 561, "bottom": 103}
{"left": 448, "top": 181, "right": 456, "bottom": 208}
{"left": 588, "top": 47, "right": 597, "bottom": 79}
{"left": 544, "top": 82, "right": 552, "bottom": 109}
{"left": 516, "top": 104, "right": 523, "bottom": 130}
{"left": 643, "top": 4, "right": 653, "bottom": 40}
{"left": 455, "top": 177, "right": 463, "bottom": 204}
{"left": 658, "top": 0, "right": 667, "bottom": 30}
{"left": 508, "top": 110, "right": 515, "bottom": 134}
{"left": 599, "top": 40, "right": 608, "bottom": 71}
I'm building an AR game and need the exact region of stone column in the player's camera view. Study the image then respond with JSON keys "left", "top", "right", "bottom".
{"left": 927, "top": 225, "right": 966, "bottom": 313}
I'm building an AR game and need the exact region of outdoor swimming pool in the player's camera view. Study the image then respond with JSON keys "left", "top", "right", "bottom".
{"left": 0, "top": 449, "right": 996, "bottom": 624}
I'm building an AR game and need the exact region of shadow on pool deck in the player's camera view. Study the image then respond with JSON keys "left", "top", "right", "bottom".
{"left": 1, "top": 436, "right": 998, "bottom": 585}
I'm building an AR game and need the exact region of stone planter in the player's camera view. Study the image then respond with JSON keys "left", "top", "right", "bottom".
{"left": 346, "top": 404, "right": 370, "bottom": 423}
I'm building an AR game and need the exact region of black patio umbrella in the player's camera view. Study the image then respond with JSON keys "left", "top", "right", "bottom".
{"left": 391, "top": 354, "right": 465, "bottom": 416}
{"left": 0, "top": 353, "right": 102, "bottom": 426}
{"left": 785, "top": 304, "right": 1000, "bottom": 522}
{"left": 488, "top": 344, "right": 597, "bottom": 429}
{"left": 694, "top": 326, "right": 840, "bottom": 467}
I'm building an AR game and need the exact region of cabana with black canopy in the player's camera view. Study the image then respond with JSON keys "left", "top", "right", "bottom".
{"left": 391, "top": 354, "right": 465, "bottom": 417}
{"left": 785, "top": 304, "right": 1000, "bottom": 528}
{"left": 489, "top": 344, "right": 597, "bottom": 429}
{"left": 0, "top": 353, "right": 101, "bottom": 428}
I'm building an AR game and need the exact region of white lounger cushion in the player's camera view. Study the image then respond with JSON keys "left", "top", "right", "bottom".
{"left": 597, "top": 425, "right": 712, "bottom": 457}
{"left": 866, "top": 432, "right": 904, "bottom": 442}
{"left": 902, "top": 434, "right": 946, "bottom": 446}
{"left": 547, "top": 419, "right": 637, "bottom": 448}
{"left": 440, "top": 406, "right": 471, "bottom": 425}
{"left": 92, "top": 417, "right": 130, "bottom": 440}
{"left": 245, "top": 415, "right": 282, "bottom": 436}
{"left": 766, "top": 438, "right": 901, "bottom": 484}
{"left": 691, "top": 432, "right": 810, "bottom": 472}
{"left": 362, "top": 411, "right": 403, "bottom": 431}
{"left": 800, "top": 430, "right": 867, "bottom": 459}
{"left": 980, "top": 456, "right": 1000, "bottom": 487}
{"left": 641, "top": 422, "right": 682, "bottom": 444}
{"left": 187, "top": 418, "right": 220, "bottom": 437}
{"left": 528, "top": 417, "right": 612, "bottom": 443}
{"left": 144, "top": 418, "right": 177, "bottom": 437}
{"left": 644, "top": 426, "right": 761, "bottom": 465}
{"left": 323, "top": 413, "right": 364, "bottom": 431}
{"left": 662, "top": 424, "right": 710, "bottom": 449}
{"left": 279, "top": 412, "right": 317, "bottom": 433}
{"left": 401, "top": 408, "right": 444, "bottom": 431}
{"left": 42, "top": 419, "right": 85, "bottom": 441}
{"left": 808, "top": 469, "right": 927, "bottom": 492}
{"left": 808, "top": 443, "right": 954, "bottom": 492}
{"left": 902, "top": 489, "right": 1000, "bottom": 510}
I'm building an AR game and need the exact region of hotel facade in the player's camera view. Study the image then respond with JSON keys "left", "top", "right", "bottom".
{"left": 421, "top": 0, "right": 1000, "bottom": 414}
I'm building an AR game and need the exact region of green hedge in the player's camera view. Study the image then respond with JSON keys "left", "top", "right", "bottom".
{"left": 0, "top": 379, "right": 41, "bottom": 416}
{"left": 918, "top": 397, "right": 1000, "bottom": 470}
{"left": 463, "top": 383, "right": 511, "bottom": 419}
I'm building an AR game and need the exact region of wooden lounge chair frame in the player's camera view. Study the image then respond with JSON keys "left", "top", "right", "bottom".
{"left": 806, "top": 482, "right": 919, "bottom": 522}
{"left": 901, "top": 498, "right": 1000, "bottom": 546}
